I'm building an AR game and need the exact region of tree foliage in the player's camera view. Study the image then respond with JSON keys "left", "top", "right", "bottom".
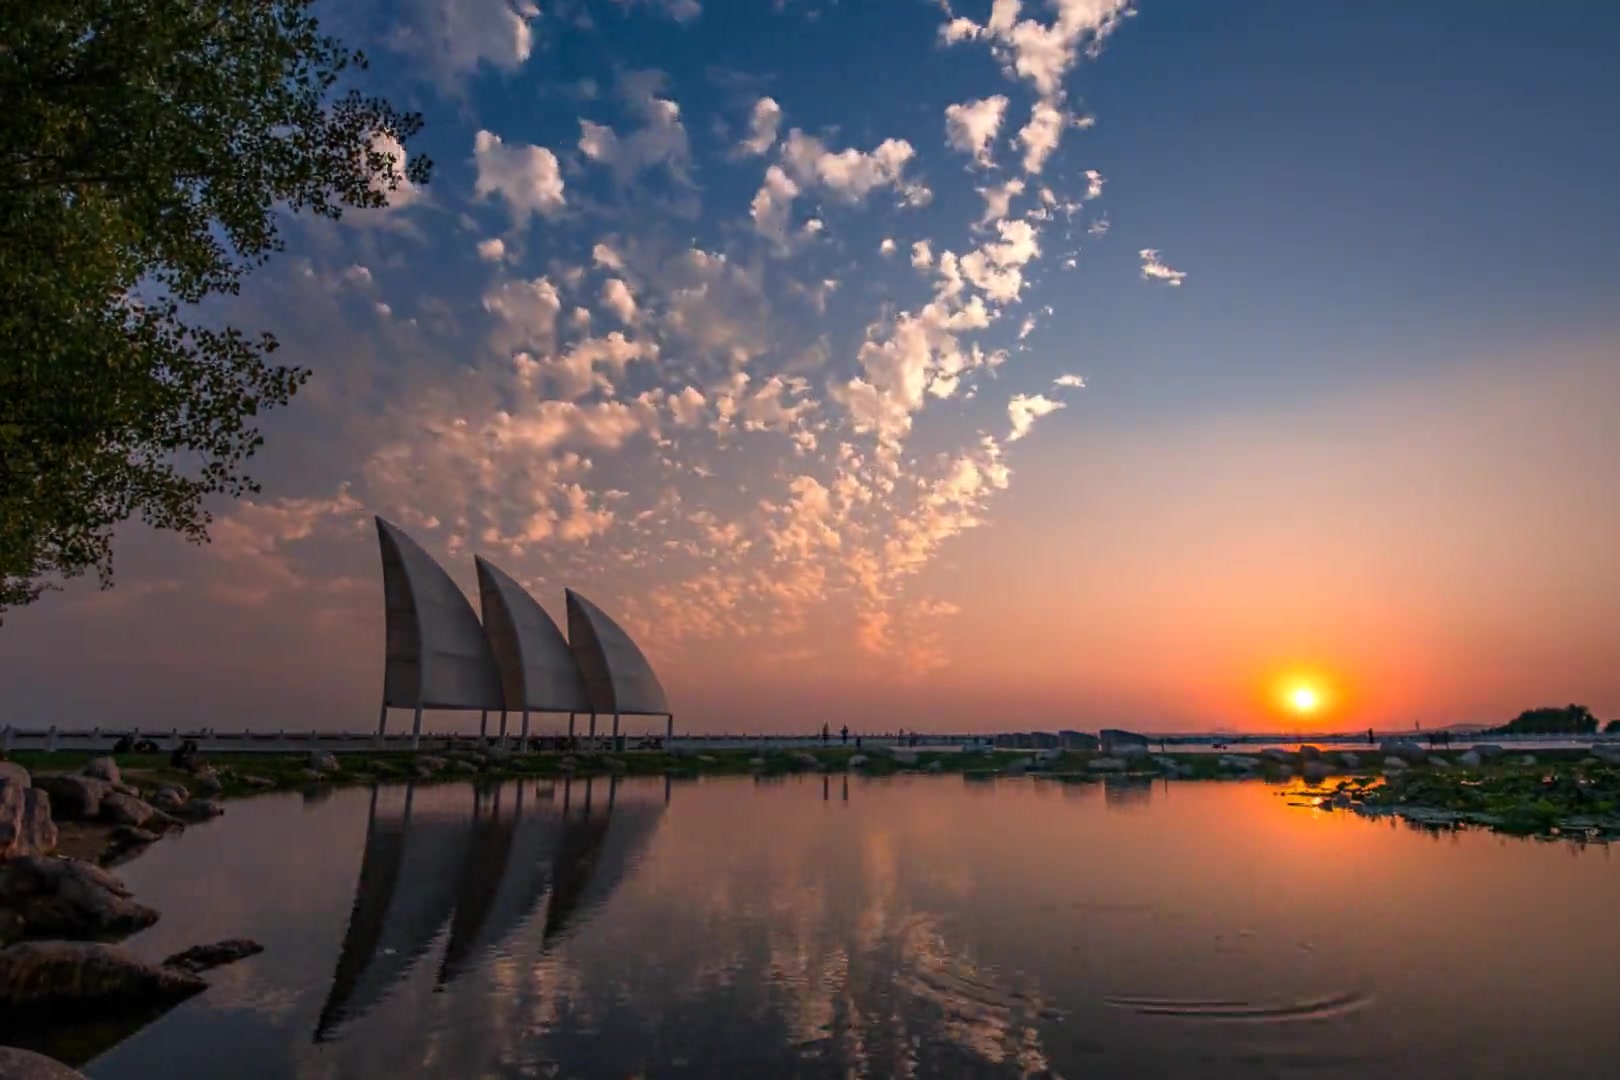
{"left": 1493, "top": 704, "right": 1599, "bottom": 736}
{"left": 0, "top": 0, "right": 432, "bottom": 614}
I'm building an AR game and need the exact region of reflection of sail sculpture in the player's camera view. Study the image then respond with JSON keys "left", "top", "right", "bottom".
{"left": 316, "top": 779, "right": 666, "bottom": 1042}
{"left": 315, "top": 786, "right": 476, "bottom": 1041}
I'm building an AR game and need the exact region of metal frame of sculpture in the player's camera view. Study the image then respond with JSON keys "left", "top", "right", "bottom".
{"left": 565, "top": 588, "right": 674, "bottom": 749}
{"left": 475, "top": 557, "right": 595, "bottom": 750}
{"left": 375, "top": 516, "right": 507, "bottom": 747}
{"left": 374, "top": 518, "right": 673, "bottom": 749}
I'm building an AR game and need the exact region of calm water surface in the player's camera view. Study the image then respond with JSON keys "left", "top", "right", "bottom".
{"left": 72, "top": 775, "right": 1620, "bottom": 1078}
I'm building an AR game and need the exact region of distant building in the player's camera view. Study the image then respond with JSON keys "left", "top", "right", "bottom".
{"left": 1059, "top": 730, "right": 1100, "bottom": 750}
{"left": 1099, "top": 728, "right": 1151, "bottom": 755}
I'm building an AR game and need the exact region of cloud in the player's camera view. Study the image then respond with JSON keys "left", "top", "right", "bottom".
{"left": 602, "top": 278, "right": 640, "bottom": 324}
{"left": 911, "top": 240, "right": 934, "bottom": 269}
{"left": 1139, "top": 248, "right": 1187, "bottom": 286}
{"left": 1053, "top": 373, "right": 1086, "bottom": 387}
{"left": 1017, "top": 99, "right": 1064, "bottom": 174}
{"left": 738, "top": 96, "right": 783, "bottom": 156}
{"left": 476, "top": 237, "right": 508, "bottom": 262}
{"left": 578, "top": 72, "right": 691, "bottom": 184}
{"left": 473, "top": 130, "right": 565, "bottom": 222}
{"left": 1007, "top": 393, "right": 1065, "bottom": 440}
{"left": 944, "top": 95, "right": 1009, "bottom": 167}
{"left": 1084, "top": 168, "right": 1105, "bottom": 200}
{"left": 484, "top": 275, "right": 561, "bottom": 355}
{"left": 781, "top": 130, "right": 930, "bottom": 206}
{"left": 397, "top": 0, "right": 539, "bottom": 80}
{"left": 941, "top": 0, "right": 1132, "bottom": 97}
{"left": 978, "top": 177, "right": 1025, "bottom": 225}
{"left": 880, "top": 238, "right": 897, "bottom": 256}
{"left": 750, "top": 165, "right": 801, "bottom": 242}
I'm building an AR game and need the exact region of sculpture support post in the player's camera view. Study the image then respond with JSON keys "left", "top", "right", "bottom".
{"left": 479, "top": 710, "right": 488, "bottom": 741}
{"left": 568, "top": 712, "right": 576, "bottom": 745}
{"left": 376, "top": 702, "right": 388, "bottom": 740}
{"left": 666, "top": 713, "right": 673, "bottom": 749}
{"left": 588, "top": 712, "right": 597, "bottom": 751}
{"left": 498, "top": 709, "right": 509, "bottom": 750}
{"left": 612, "top": 711, "right": 620, "bottom": 753}
{"left": 410, "top": 704, "right": 423, "bottom": 751}
{"left": 520, "top": 709, "right": 530, "bottom": 752}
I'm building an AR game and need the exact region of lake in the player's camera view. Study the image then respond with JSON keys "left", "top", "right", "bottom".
{"left": 66, "top": 774, "right": 1620, "bottom": 1078}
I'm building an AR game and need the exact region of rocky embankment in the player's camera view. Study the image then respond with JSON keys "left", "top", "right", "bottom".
{"left": 0, "top": 757, "right": 261, "bottom": 1074}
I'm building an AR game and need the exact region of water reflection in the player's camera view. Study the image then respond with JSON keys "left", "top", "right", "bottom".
{"left": 314, "top": 777, "right": 663, "bottom": 1043}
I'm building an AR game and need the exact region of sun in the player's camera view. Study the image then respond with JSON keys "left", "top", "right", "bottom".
{"left": 1289, "top": 686, "right": 1321, "bottom": 714}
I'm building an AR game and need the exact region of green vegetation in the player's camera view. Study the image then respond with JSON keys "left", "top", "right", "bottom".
{"left": 1606, "top": 720, "right": 1620, "bottom": 735}
{"left": 0, "top": 0, "right": 430, "bottom": 614}
{"left": 1489, "top": 704, "right": 1599, "bottom": 736}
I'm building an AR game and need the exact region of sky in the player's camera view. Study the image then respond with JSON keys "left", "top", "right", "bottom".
{"left": 6, "top": 0, "right": 1619, "bottom": 735}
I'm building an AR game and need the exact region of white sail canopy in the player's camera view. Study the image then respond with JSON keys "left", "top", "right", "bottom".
{"left": 376, "top": 516, "right": 505, "bottom": 711}
{"left": 475, "top": 558, "right": 593, "bottom": 714}
{"left": 565, "top": 589, "right": 670, "bottom": 716}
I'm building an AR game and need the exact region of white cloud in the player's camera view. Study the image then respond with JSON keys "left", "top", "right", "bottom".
{"left": 484, "top": 276, "right": 561, "bottom": 355}
{"left": 1084, "top": 168, "right": 1105, "bottom": 200}
{"left": 578, "top": 74, "right": 690, "bottom": 183}
{"left": 364, "top": 131, "right": 424, "bottom": 210}
{"left": 978, "top": 177, "right": 1025, "bottom": 224}
{"left": 1139, "top": 248, "right": 1186, "bottom": 286}
{"left": 592, "top": 241, "right": 626, "bottom": 271}
{"left": 1053, "top": 373, "right": 1086, "bottom": 387}
{"left": 959, "top": 218, "right": 1041, "bottom": 304}
{"left": 403, "top": 0, "right": 539, "bottom": 79}
{"left": 880, "top": 238, "right": 897, "bottom": 256}
{"left": 473, "top": 130, "right": 565, "bottom": 222}
{"left": 941, "top": 0, "right": 1132, "bottom": 98}
{"left": 738, "top": 96, "right": 782, "bottom": 156}
{"left": 750, "top": 164, "right": 800, "bottom": 242}
{"left": 1007, "top": 393, "right": 1065, "bottom": 440}
{"left": 911, "top": 240, "right": 934, "bottom": 270}
{"left": 944, "top": 95, "right": 1009, "bottom": 167}
{"left": 602, "top": 278, "right": 640, "bottom": 324}
{"left": 1017, "top": 99, "right": 1064, "bottom": 174}
{"left": 476, "top": 237, "right": 507, "bottom": 262}
{"left": 667, "top": 386, "right": 706, "bottom": 426}
{"left": 781, "top": 130, "right": 929, "bottom": 205}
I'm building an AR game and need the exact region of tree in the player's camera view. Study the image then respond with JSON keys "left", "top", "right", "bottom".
{"left": 1605, "top": 720, "right": 1620, "bottom": 735}
{"left": 0, "top": 0, "right": 431, "bottom": 615}
{"left": 1493, "top": 704, "right": 1598, "bottom": 736}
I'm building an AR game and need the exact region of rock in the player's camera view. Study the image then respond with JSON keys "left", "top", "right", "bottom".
{"left": 790, "top": 752, "right": 819, "bottom": 769}
{"left": 296, "top": 769, "right": 322, "bottom": 782}
{"left": 29, "top": 776, "right": 110, "bottom": 822}
{"left": 0, "top": 857, "right": 158, "bottom": 939}
{"left": 1116, "top": 744, "right": 1152, "bottom": 760}
{"left": 1458, "top": 750, "right": 1483, "bottom": 768}
{"left": 1260, "top": 748, "right": 1294, "bottom": 764}
{"left": 419, "top": 756, "right": 449, "bottom": 772}
{"left": 1383, "top": 757, "right": 1409, "bottom": 771}
{"left": 171, "top": 800, "right": 224, "bottom": 822}
{"left": 242, "top": 776, "right": 275, "bottom": 790}
{"left": 926, "top": 761, "right": 944, "bottom": 773}
{"left": 1471, "top": 743, "right": 1506, "bottom": 760}
{"left": 558, "top": 756, "right": 578, "bottom": 772}
{"left": 147, "top": 785, "right": 189, "bottom": 813}
{"left": 1087, "top": 757, "right": 1127, "bottom": 773}
{"left": 108, "top": 827, "right": 159, "bottom": 848}
{"left": 1153, "top": 756, "right": 1180, "bottom": 773}
{"left": 484, "top": 745, "right": 510, "bottom": 761}
{"left": 848, "top": 755, "right": 869, "bottom": 770}
{"left": 161, "top": 938, "right": 264, "bottom": 975}
{"left": 1338, "top": 752, "right": 1361, "bottom": 768}
{"left": 1302, "top": 761, "right": 1333, "bottom": 783}
{"left": 1330, "top": 792, "right": 1353, "bottom": 809}
{"left": 0, "top": 763, "right": 30, "bottom": 789}
{"left": 1381, "top": 740, "right": 1427, "bottom": 764}
{"left": 81, "top": 758, "right": 121, "bottom": 785}
{"left": 0, "top": 940, "right": 205, "bottom": 1009}
{"left": 1218, "top": 755, "right": 1261, "bottom": 771}
{"left": 1517, "top": 754, "right": 1538, "bottom": 766}
{"left": 1299, "top": 745, "right": 1323, "bottom": 761}
{"left": 98, "top": 793, "right": 156, "bottom": 829}
{"left": 0, "top": 1046, "right": 87, "bottom": 1079}
{"left": 607, "top": 757, "right": 628, "bottom": 773}
{"left": 193, "top": 769, "right": 222, "bottom": 796}
{"left": 0, "top": 779, "right": 56, "bottom": 861}
{"left": 307, "top": 750, "right": 339, "bottom": 774}
{"left": 1591, "top": 746, "right": 1620, "bottom": 765}
{"left": 1427, "top": 756, "right": 1452, "bottom": 770}
{"left": 1003, "top": 758, "right": 1034, "bottom": 775}
{"left": 696, "top": 755, "right": 718, "bottom": 765}
{"left": 748, "top": 757, "right": 766, "bottom": 769}
{"left": 891, "top": 749, "right": 920, "bottom": 766}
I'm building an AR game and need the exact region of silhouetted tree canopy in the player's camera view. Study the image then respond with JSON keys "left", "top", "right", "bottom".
{"left": 1492, "top": 705, "right": 1598, "bottom": 736}
{"left": 0, "top": 0, "right": 432, "bottom": 616}
{"left": 1605, "top": 719, "right": 1620, "bottom": 735}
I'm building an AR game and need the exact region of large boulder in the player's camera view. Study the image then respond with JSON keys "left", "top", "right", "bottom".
{"left": 98, "top": 793, "right": 156, "bottom": 829}
{"left": 1338, "top": 752, "right": 1361, "bottom": 769}
{"left": 307, "top": 750, "right": 339, "bottom": 774}
{"left": 192, "top": 768, "right": 223, "bottom": 796}
{"left": 0, "top": 763, "right": 29, "bottom": 789}
{"left": 80, "top": 758, "right": 121, "bottom": 785}
{"left": 1218, "top": 755, "right": 1261, "bottom": 772}
{"left": 891, "top": 749, "right": 920, "bottom": 766}
{"left": 790, "top": 752, "right": 819, "bottom": 770}
{"left": 847, "top": 755, "right": 869, "bottom": 771}
{"left": 170, "top": 800, "right": 224, "bottom": 823}
{"left": 147, "top": 785, "right": 189, "bottom": 813}
{"left": 1298, "top": 745, "right": 1323, "bottom": 761}
{"left": 0, "top": 857, "right": 158, "bottom": 940}
{"left": 1260, "top": 748, "right": 1294, "bottom": 764}
{"left": 0, "top": 778, "right": 56, "bottom": 861}
{"left": 1383, "top": 757, "right": 1409, "bottom": 772}
{"left": 1458, "top": 750, "right": 1483, "bottom": 768}
{"left": 0, "top": 1046, "right": 87, "bottom": 1079}
{"left": 1471, "top": 743, "right": 1506, "bottom": 760}
{"left": 1302, "top": 761, "right": 1334, "bottom": 783}
{"left": 0, "top": 940, "right": 204, "bottom": 1009}
{"left": 1380, "top": 740, "right": 1427, "bottom": 764}
{"left": 29, "top": 777, "right": 109, "bottom": 822}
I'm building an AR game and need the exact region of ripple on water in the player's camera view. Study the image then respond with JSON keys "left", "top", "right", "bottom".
{"left": 1102, "top": 988, "right": 1372, "bottom": 1023}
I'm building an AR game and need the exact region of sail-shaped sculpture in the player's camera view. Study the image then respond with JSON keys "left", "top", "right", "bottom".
{"left": 475, "top": 557, "right": 593, "bottom": 748}
{"left": 565, "top": 588, "right": 672, "bottom": 746}
{"left": 376, "top": 516, "right": 505, "bottom": 744}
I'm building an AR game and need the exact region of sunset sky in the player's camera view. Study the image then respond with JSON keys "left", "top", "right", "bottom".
{"left": 6, "top": 0, "right": 1618, "bottom": 734}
